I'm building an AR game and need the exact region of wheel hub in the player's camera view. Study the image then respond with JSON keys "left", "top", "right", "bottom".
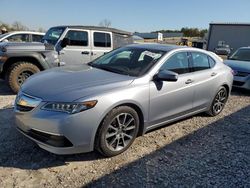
{"left": 105, "top": 113, "right": 136, "bottom": 151}
{"left": 213, "top": 88, "right": 227, "bottom": 114}
{"left": 17, "top": 71, "right": 33, "bottom": 85}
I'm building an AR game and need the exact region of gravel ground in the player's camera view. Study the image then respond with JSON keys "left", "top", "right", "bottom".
{"left": 0, "top": 79, "right": 249, "bottom": 187}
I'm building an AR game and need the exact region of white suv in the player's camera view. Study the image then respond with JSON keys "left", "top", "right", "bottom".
{"left": 0, "top": 31, "right": 45, "bottom": 43}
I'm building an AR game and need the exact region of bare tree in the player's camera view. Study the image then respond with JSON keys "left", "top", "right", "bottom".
{"left": 12, "top": 21, "right": 29, "bottom": 31}
{"left": 38, "top": 27, "right": 46, "bottom": 33}
{"left": 99, "top": 19, "right": 111, "bottom": 28}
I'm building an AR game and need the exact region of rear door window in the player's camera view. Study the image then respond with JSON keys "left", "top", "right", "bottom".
{"left": 93, "top": 32, "right": 111, "bottom": 47}
{"left": 208, "top": 56, "right": 216, "bottom": 67}
{"left": 191, "top": 52, "right": 210, "bottom": 71}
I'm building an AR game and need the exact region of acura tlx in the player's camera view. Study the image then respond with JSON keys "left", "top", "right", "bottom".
{"left": 14, "top": 44, "right": 233, "bottom": 157}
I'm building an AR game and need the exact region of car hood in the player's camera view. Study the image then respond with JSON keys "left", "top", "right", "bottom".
{"left": 224, "top": 60, "right": 250, "bottom": 72}
{"left": 21, "top": 65, "right": 135, "bottom": 102}
{"left": 0, "top": 42, "right": 52, "bottom": 52}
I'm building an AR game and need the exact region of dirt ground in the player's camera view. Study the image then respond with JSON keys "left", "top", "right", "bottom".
{"left": 0, "top": 79, "right": 249, "bottom": 187}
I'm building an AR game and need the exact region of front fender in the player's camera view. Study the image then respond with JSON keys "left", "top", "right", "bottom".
{"left": 78, "top": 84, "right": 150, "bottom": 151}
{"left": 5, "top": 51, "right": 56, "bottom": 70}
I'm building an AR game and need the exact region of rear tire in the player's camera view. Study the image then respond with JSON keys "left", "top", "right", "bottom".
{"left": 207, "top": 86, "right": 228, "bottom": 116}
{"left": 95, "top": 106, "right": 139, "bottom": 157}
{"left": 7, "top": 62, "right": 40, "bottom": 93}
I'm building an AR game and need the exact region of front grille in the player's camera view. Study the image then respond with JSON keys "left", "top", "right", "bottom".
{"left": 18, "top": 128, "right": 73, "bottom": 147}
{"left": 235, "top": 71, "right": 249, "bottom": 77}
{"left": 233, "top": 81, "right": 245, "bottom": 86}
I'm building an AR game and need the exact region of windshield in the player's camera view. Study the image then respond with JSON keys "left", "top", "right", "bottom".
{"left": 89, "top": 47, "right": 166, "bottom": 77}
{"left": 42, "top": 27, "right": 65, "bottom": 45}
{"left": 229, "top": 48, "right": 250, "bottom": 61}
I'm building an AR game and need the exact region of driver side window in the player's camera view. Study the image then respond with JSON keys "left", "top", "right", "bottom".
{"left": 160, "top": 52, "right": 190, "bottom": 74}
{"left": 64, "top": 30, "right": 88, "bottom": 46}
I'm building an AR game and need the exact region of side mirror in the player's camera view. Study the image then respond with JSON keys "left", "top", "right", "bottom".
{"left": 60, "top": 38, "right": 70, "bottom": 48}
{"left": 154, "top": 70, "right": 178, "bottom": 82}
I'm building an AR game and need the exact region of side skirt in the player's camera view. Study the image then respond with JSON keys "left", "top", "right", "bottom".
{"left": 145, "top": 107, "right": 207, "bottom": 133}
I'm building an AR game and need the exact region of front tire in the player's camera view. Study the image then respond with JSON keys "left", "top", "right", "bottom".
{"left": 95, "top": 106, "right": 140, "bottom": 157}
{"left": 207, "top": 86, "right": 228, "bottom": 116}
{"left": 7, "top": 62, "right": 40, "bottom": 93}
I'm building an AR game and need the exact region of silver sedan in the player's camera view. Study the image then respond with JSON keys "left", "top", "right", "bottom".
{"left": 14, "top": 44, "right": 233, "bottom": 157}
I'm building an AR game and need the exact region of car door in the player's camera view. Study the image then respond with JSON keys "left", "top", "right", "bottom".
{"left": 59, "top": 29, "right": 91, "bottom": 65}
{"left": 90, "top": 31, "right": 112, "bottom": 61}
{"left": 149, "top": 51, "right": 195, "bottom": 126}
{"left": 190, "top": 52, "right": 219, "bottom": 109}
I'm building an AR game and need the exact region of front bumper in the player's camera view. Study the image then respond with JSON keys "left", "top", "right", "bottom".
{"left": 232, "top": 75, "right": 250, "bottom": 90}
{"left": 15, "top": 101, "right": 101, "bottom": 155}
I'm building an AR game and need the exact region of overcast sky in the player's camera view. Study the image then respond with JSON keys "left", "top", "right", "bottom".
{"left": 1, "top": 0, "right": 250, "bottom": 32}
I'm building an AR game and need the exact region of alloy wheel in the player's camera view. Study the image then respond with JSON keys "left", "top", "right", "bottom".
{"left": 212, "top": 88, "right": 227, "bottom": 114}
{"left": 105, "top": 113, "right": 136, "bottom": 151}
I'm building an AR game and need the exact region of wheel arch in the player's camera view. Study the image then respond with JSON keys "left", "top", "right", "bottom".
{"left": 222, "top": 83, "right": 230, "bottom": 95}
{"left": 2, "top": 56, "right": 45, "bottom": 79}
{"left": 115, "top": 102, "right": 145, "bottom": 136}
{"left": 93, "top": 101, "right": 146, "bottom": 151}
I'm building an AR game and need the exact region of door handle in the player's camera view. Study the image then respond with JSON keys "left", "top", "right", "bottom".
{"left": 211, "top": 72, "right": 217, "bottom": 76}
{"left": 185, "top": 79, "right": 193, "bottom": 84}
{"left": 81, "top": 51, "right": 90, "bottom": 55}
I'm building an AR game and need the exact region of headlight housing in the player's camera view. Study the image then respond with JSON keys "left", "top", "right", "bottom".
{"left": 41, "top": 100, "right": 97, "bottom": 114}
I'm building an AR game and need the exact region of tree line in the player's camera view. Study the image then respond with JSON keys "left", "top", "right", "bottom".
{"left": 154, "top": 27, "right": 208, "bottom": 37}
{"left": 0, "top": 20, "right": 46, "bottom": 33}
{"left": 1, "top": 20, "right": 207, "bottom": 38}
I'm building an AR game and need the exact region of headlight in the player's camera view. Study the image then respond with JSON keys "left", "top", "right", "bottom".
{"left": 41, "top": 100, "right": 97, "bottom": 114}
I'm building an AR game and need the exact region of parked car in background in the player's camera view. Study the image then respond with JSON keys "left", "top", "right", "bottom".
{"left": 15, "top": 44, "right": 233, "bottom": 157}
{"left": 224, "top": 47, "right": 250, "bottom": 90}
{"left": 0, "top": 31, "right": 45, "bottom": 43}
{"left": 214, "top": 44, "right": 232, "bottom": 56}
{"left": 0, "top": 26, "right": 133, "bottom": 93}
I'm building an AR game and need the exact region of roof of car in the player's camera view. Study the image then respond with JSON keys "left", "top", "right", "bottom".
{"left": 6, "top": 31, "right": 45, "bottom": 35}
{"left": 51, "top": 25, "right": 132, "bottom": 35}
{"left": 239, "top": 46, "right": 250, "bottom": 49}
{"left": 125, "top": 43, "right": 187, "bottom": 52}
